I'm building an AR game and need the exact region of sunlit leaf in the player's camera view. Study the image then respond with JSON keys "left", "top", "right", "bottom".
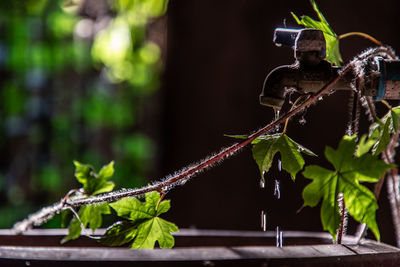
{"left": 131, "top": 217, "right": 177, "bottom": 249}
{"left": 73, "top": 160, "right": 115, "bottom": 195}
{"left": 367, "top": 106, "right": 400, "bottom": 156}
{"left": 291, "top": 0, "right": 342, "bottom": 66}
{"left": 252, "top": 134, "right": 316, "bottom": 180}
{"left": 302, "top": 135, "right": 393, "bottom": 241}
{"left": 101, "top": 191, "right": 178, "bottom": 249}
{"left": 63, "top": 161, "right": 116, "bottom": 243}
{"left": 61, "top": 214, "right": 81, "bottom": 244}
{"left": 98, "top": 161, "right": 115, "bottom": 180}
{"left": 356, "top": 134, "right": 377, "bottom": 157}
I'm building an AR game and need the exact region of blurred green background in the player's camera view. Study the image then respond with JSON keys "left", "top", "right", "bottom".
{"left": 0, "top": 0, "right": 168, "bottom": 227}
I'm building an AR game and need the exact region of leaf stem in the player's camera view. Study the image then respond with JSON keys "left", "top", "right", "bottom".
{"left": 156, "top": 191, "right": 166, "bottom": 212}
{"left": 338, "top": 32, "right": 383, "bottom": 46}
{"left": 381, "top": 100, "right": 392, "bottom": 110}
{"left": 283, "top": 95, "right": 308, "bottom": 134}
{"left": 61, "top": 189, "right": 80, "bottom": 206}
{"left": 366, "top": 97, "right": 379, "bottom": 121}
{"left": 65, "top": 206, "right": 101, "bottom": 240}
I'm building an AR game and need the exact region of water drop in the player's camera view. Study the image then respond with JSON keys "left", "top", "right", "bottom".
{"left": 277, "top": 159, "right": 282, "bottom": 172}
{"left": 274, "top": 180, "right": 281, "bottom": 199}
{"left": 299, "top": 117, "right": 306, "bottom": 125}
{"left": 274, "top": 108, "right": 280, "bottom": 120}
{"left": 318, "top": 96, "right": 323, "bottom": 101}
{"left": 260, "top": 211, "right": 267, "bottom": 231}
{"left": 259, "top": 178, "right": 265, "bottom": 188}
{"left": 279, "top": 230, "right": 283, "bottom": 248}
{"left": 276, "top": 226, "right": 280, "bottom": 247}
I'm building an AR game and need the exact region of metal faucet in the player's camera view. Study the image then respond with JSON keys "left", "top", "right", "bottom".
{"left": 259, "top": 28, "right": 400, "bottom": 110}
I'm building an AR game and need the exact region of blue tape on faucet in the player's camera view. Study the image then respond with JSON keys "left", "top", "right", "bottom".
{"left": 377, "top": 60, "right": 400, "bottom": 101}
{"left": 377, "top": 60, "right": 386, "bottom": 101}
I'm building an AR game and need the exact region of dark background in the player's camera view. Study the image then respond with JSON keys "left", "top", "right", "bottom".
{"left": 159, "top": 0, "right": 400, "bottom": 245}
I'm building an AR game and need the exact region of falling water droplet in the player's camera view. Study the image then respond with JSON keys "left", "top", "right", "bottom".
{"left": 259, "top": 178, "right": 265, "bottom": 188}
{"left": 276, "top": 226, "right": 280, "bottom": 247}
{"left": 299, "top": 117, "right": 306, "bottom": 125}
{"left": 260, "top": 211, "right": 267, "bottom": 231}
{"left": 274, "top": 180, "right": 281, "bottom": 199}
{"left": 279, "top": 230, "right": 283, "bottom": 248}
{"left": 277, "top": 159, "right": 282, "bottom": 172}
{"left": 274, "top": 108, "right": 280, "bottom": 120}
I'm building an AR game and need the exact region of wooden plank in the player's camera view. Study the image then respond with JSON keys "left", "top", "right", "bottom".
{"left": 0, "top": 244, "right": 359, "bottom": 261}
{"left": 0, "top": 229, "right": 399, "bottom": 265}
{"left": 345, "top": 242, "right": 400, "bottom": 254}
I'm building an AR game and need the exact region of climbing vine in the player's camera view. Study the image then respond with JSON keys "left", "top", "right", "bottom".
{"left": 12, "top": 0, "right": 400, "bottom": 249}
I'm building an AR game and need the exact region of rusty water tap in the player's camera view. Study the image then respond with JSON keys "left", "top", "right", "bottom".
{"left": 259, "top": 28, "right": 400, "bottom": 110}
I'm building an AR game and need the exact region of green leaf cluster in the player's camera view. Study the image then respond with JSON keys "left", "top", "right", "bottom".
{"left": 100, "top": 191, "right": 178, "bottom": 249}
{"left": 74, "top": 160, "right": 115, "bottom": 195}
{"left": 291, "top": 0, "right": 342, "bottom": 66}
{"left": 366, "top": 107, "right": 400, "bottom": 156}
{"left": 302, "top": 135, "right": 394, "bottom": 241}
{"left": 62, "top": 161, "right": 116, "bottom": 243}
{"left": 251, "top": 134, "right": 316, "bottom": 181}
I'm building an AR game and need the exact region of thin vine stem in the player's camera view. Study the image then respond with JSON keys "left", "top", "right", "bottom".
{"left": 384, "top": 133, "right": 400, "bottom": 246}
{"left": 366, "top": 97, "right": 378, "bottom": 121}
{"left": 14, "top": 46, "right": 392, "bottom": 233}
{"left": 156, "top": 190, "right": 166, "bottom": 211}
{"left": 283, "top": 95, "right": 308, "bottom": 134}
{"left": 381, "top": 99, "right": 393, "bottom": 110}
{"left": 71, "top": 66, "right": 352, "bottom": 207}
{"left": 356, "top": 121, "right": 400, "bottom": 244}
{"left": 66, "top": 206, "right": 101, "bottom": 240}
{"left": 12, "top": 64, "right": 353, "bottom": 233}
{"left": 337, "top": 194, "right": 346, "bottom": 244}
{"left": 338, "top": 32, "right": 383, "bottom": 46}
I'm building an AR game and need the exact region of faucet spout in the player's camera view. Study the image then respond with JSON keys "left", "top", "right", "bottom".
{"left": 260, "top": 61, "right": 353, "bottom": 110}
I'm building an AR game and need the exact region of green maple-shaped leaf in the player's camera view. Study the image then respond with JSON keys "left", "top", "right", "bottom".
{"left": 302, "top": 135, "right": 394, "bottom": 241}
{"left": 368, "top": 106, "right": 400, "bottom": 156}
{"left": 100, "top": 191, "right": 178, "bottom": 249}
{"left": 73, "top": 160, "right": 115, "bottom": 195}
{"left": 62, "top": 161, "right": 116, "bottom": 243}
{"left": 252, "top": 133, "right": 316, "bottom": 180}
{"left": 291, "top": 0, "right": 342, "bottom": 66}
